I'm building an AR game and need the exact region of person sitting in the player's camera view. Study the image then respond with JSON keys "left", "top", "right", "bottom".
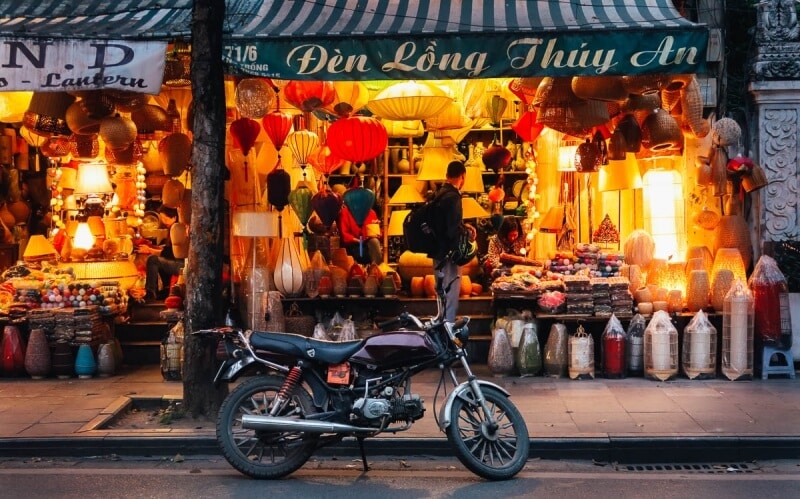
{"left": 138, "top": 205, "right": 185, "bottom": 301}
{"left": 484, "top": 216, "right": 527, "bottom": 278}
{"left": 338, "top": 204, "right": 382, "bottom": 265}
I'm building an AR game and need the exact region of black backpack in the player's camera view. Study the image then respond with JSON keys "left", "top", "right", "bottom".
{"left": 403, "top": 197, "right": 441, "bottom": 256}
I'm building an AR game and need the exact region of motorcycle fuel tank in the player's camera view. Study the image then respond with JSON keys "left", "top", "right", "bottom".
{"left": 349, "top": 330, "right": 438, "bottom": 369}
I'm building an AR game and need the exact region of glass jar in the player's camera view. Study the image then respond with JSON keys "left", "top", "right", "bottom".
{"left": 722, "top": 279, "right": 754, "bottom": 381}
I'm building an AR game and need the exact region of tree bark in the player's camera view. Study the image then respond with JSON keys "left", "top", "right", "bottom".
{"left": 182, "top": 0, "right": 228, "bottom": 417}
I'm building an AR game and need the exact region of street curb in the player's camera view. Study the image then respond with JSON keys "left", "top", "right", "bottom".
{"left": 2, "top": 436, "right": 800, "bottom": 463}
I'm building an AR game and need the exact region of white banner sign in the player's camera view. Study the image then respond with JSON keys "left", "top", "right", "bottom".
{"left": 0, "top": 38, "right": 167, "bottom": 94}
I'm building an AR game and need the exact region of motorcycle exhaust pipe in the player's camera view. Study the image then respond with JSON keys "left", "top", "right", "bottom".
{"left": 241, "top": 415, "right": 375, "bottom": 434}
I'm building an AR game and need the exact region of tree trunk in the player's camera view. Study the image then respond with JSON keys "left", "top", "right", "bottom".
{"left": 182, "top": 0, "right": 228, "bottom": 417}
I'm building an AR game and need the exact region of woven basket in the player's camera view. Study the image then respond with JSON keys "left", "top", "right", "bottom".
{"left": 66, "top": 102, "right": 101, "bottom": 135}
{"left": 714, "top": 216, "right": 753, "bottom": 270}
{"left": 69, "top": 133, "right": 100, "bottom": 159}
{"left": 159, "top": 133, "right": 192, "bottom": 176}
{"left": 571, "top": 76, "right": 628, "bottom": 101}
{"left": 621, "top": 74, "right": 669, "bottom": 96}
{"left": 105, "top": 90, "right": 148, "bottom": 112}
{"left": 131, "top": 105, "right": 171, "bottom": 134}
{"left": 742, "top": 163, "right": 769, "bottom": 192}
{"left": 680, "top": 77, "right": 709, "bottom": 138}
{"left": 709, "top": 147, "right": 729, "bottom": 197}
{"left": 711, "top": 117, "right": 741, "bottom": 147}
{"left": 145, "top": 173, "right": 171, "bottom": 196}
{"left": 284, "top": 302, "right": 316, "bottom": 337}
{"left": 641, "top": 109, "right": 682, "bottom": 151}
{"left": 99, "top": 114, "right": 137, "bottom": 149}
{"left": 615, "top": 114, "right": 642, "bottom": 152}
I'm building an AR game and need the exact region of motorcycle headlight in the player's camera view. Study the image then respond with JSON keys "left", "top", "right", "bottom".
{"left": 454, "top": 325, "right": 470, "bottom": 346}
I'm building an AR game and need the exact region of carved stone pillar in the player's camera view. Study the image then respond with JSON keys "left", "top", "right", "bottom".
{"left": 749, "top": 0, "right": 800, "bottom": 249}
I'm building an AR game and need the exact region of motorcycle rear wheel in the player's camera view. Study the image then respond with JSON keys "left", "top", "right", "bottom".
{"left": 445, "top": 386, "right": 529, "bottom": 480}
{"left": 217, "top": 375, "right": 319, "bottom": 479}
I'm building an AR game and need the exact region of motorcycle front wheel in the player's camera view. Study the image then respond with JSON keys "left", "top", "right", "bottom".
{"left": 217, "top": 374, "right": 319, "bottom": 479}
{"left": 445, "top": 386, "right": 529, "bottom": 480}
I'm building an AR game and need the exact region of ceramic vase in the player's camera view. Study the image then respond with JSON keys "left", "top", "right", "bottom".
{"left": 96, "top": 342, "right": 116, "bottom": 377}
{"left": 317, "top": 275, "right": 333, "bottom": 297}
{"left": 1, "top": 325, "right": 26, "bottom": 377}
{"left": 487, "top": 327, "right": 514, "bottom": 377}
{"left": 363, "top": 275, "right": 378, "bottom": 297}
{"left": 24, "top": 328, "right": 50, "bottom": 379}
{"left": 51, "top": 340, "right": 73, "bottom": 379}
{"left": 380, "top": 273, "right": 398, "bottom": 298}
{"left": 74, "top": 344, "right": 97, "bottom": 379}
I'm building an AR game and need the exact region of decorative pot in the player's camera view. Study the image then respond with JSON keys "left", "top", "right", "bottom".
{"left": 51, "top": 340, "right": 74, "bottom": 379}
{"left": 1, "top": 325, "right": 26, "bottom": 377}
{"left": 74, "top": 344, "right": 97, "bottom": 379}
{"left": 24, "top": 328, "right": 50, "bottom": 379}
{"left": 96, "top": 342, "right": 116, "bottom": 377}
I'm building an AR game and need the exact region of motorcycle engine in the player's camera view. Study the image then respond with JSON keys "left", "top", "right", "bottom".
{"left": 352, "top": 391, "right": 425, "bottom": 423}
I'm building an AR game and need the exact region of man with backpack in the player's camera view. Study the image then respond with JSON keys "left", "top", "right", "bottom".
{"left": 429, "top": 160, "right": 477, "bottom": 323}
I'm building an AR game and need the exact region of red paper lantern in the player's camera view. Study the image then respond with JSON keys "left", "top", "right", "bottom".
{"left": 283, "top": 81, "right": 336, "bottom": 113}
{"left": 229, "top": 117, "right": 261, "bottom": 156}
{"left": 308, "top": 143, "right": 345, "bottom": 177}
{"left": 511, "top": 110, "right": 544, "bottom": 143}
{"left": 261, "top": 110, "right": 293, "bottom": 151}
{"left": 327, "top": 116, "right": 388, "bottom": 164}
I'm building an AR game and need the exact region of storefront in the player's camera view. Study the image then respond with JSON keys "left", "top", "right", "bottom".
{"left": 6, "top": 1, "right": 781, "bottom": 382}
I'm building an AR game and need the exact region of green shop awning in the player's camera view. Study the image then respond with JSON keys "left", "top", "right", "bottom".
{"left": 0, "top": 0, "right": 708, "bottom": 90}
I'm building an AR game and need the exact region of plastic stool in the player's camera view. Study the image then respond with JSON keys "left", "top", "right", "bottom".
{"left": 760, "top": 345, "right": 796, "bottom": 380}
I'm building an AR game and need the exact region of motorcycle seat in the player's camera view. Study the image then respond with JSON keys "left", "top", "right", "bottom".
{"left": 250, "top": 331, "right": 365, "bottom": 364}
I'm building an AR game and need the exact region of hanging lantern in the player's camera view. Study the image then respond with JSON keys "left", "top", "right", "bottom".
{"left": 511, "top": 110, "right": 544, "bottom": 143}
{"left": 575, "top": 138, "right": 601, "bottom": 173}
{"left": 615, "top": 114, "right": 642, "bottom": 153}
{"left": 486, "top": 94, "right": 508, "bottom": 126}
{"left": 283, "top": 80, "right": 336, "bottom": 112}
{"left": 286, "top": 129, "right": 320, "bottom": 179}
{"left": 482, "top": 142, "right": 512, "bottom": 173}
{"left": 367, "top": 81, "right": 451, "bottom": 121}
{"left": 99, "top": 113, "right": 137, "bottom": 150}
{"left": 343, "top": 177, "right": 376, "bottom": 227}
{"left": 311, "top": 187, "right": 342, "bottom": 230}
{"left": 289, "top": 183, "right": 313, "bottom": 247}
{"left": 507, "top": 77, "right": 541, "bottom": 106}
{"left": 235, "top": 78, "right": 275, "bottom": 119}
{"left": 327, "top": 116, "right": 388, "bottom": 164}
{"left": 262, "top": 110, "right": 294, "bottom": 150}
{"left": 229, "top": 117, "right": 262, "bottom": 182}
{"left": 229, "top": 117, "right": 261, "bottom": 157}
{"left": 266, "top": 167, "right": 291, "bottom": 213}
{"left": 308, "top": 143, "right": 345, "bottom": 179}
{"left": 273, "top": 236, "right": 306, "bottom": 297}
{"left": 158, "top": 132, "right": 192, "bottom": 176}
{"left": 323, "top": 81, "right": 369, "bottom": 117}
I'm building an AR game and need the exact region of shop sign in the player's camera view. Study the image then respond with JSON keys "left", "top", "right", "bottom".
{"left": 224, "top": 30, "right": 708, "bottom": 80}
{"left": 0, "top": 38, "right": 166, "bottom": 93}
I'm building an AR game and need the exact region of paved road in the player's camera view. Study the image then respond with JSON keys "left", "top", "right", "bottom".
{"left": 2, "top": 455, "right": 800, "bottom": 498}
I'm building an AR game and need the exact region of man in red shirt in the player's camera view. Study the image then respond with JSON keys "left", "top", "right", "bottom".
{"left": 338, "top": 204, "right": 382, "bottom": 265}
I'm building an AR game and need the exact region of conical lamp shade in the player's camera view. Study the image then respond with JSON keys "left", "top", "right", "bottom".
{"left": 462, "top": 197, "right": 490, "bottom": 219}
{"left": 599, "top": 154, "right": 642, "bottom": 192}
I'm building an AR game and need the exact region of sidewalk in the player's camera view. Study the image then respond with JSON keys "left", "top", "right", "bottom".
{"left": 2, "top": 364, "right": 800, "bottom": 463}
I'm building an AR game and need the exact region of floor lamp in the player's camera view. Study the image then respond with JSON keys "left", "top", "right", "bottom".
{"left": 232, "top": 210, "right": 278, "bottom": 331}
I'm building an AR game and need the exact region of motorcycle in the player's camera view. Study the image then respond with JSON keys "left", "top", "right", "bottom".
{"left": 197, "top": 288, "right": 529, "bottom": 481}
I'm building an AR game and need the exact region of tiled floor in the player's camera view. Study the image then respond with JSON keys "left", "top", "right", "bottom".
{"left": 1, "top": 364, "right": 800, "bottom": 440}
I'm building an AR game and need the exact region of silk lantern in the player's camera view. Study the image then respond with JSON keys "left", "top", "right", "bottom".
{"left": 283, "top": 80, "right": 335, "bottom": 112}
{"left": 267, "top": 167, "right": 291, "bottom": 236}
{"left": 235, "top": 78, "right": 275, "bottom": 119}
{"left": 343, "top": 177, "right": 376, "bottom": 259}
{"left": 286, "top": 129, "right": 320, "bottom": 180}
{"left": 327, "top": 116, "right": 388, "bottom": 165}
{"left": 511, "top": 110, "right": 544, "bottom": 143}
{"left": 288, "top": 182, "right": 313, "bottom": 247}
{"left": 311, "top": 187, "right": 342, "bottom": 230}
{"left": 262, "top": 108, "right": 294, "bottom": 174}
{"left": 367, "top": 81, "right": 451, "bottom": 121}
{"left": 230, "top": 117, "right": 262, "bottom": 182}
{"left": 323, "top": 81, "right": 369, "bottom": 117}
{"left": 308, "top": 143, "right": 345, "bottom": 181}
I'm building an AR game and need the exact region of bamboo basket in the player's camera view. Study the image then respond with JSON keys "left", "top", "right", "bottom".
{"left": 284, "top": 302, "right": 316, "bottom": 337}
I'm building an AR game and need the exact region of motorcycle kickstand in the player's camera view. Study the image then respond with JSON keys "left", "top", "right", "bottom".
{"left": 357, "top": 436, "right": 369, "bottom": 472}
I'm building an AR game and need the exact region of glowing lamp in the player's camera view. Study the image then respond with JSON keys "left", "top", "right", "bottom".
{"left": 642, "top": 167, "right": 685, "bottom": 261}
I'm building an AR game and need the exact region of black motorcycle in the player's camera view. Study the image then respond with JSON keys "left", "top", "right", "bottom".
{"left": 198, "top": 288, "right": 529, "bottom": 480}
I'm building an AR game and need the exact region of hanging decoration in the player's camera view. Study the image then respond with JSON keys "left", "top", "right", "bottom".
{"left": 308, "top": 142, "right": 345, "bottom": 181}
{"left": 266, "top": 167, "right": 291, "bottom": 236}
{"left": 343, "top": 176, "right": 376, "bottom": 258}
{"left": 286, "top": 127, "right": 320, "bottom": 181}
{"left": 323, "top": 81, "right": 369, "bottom": 118}
{"left": 311, "top": 187, "right": 342, "bottom": 231}
{"left": 229, "top": 117, "right": 262, "bottom": 182}
{"left": 288, "top": 183, "right": 314, "bottom": 248}
{"left": 235, "top": 78, "right": 275, "bottom": 119}
{"left": 511, "top": 110, "right": 544, "bottom": 143}
{"left": 327, "top": 116, "right": 388, "bottom": 170}
{"left": 261, "top": 88, "right": 295, "bottom": 177}
{"left": 283, "top": 80, "right": 336, "bottom": 112}
{"left": 367, "top": 80, "right": 451, "bottom": 121}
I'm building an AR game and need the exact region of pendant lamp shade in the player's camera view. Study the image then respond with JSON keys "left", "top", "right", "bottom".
{"left": 462, "top": 166, "right": 486, "bottom": 194}
{"left": 599, "top": 154, "right": 642, "bottom": 192}
{"left": 235, "top": 78, "right": 275, "bottom": 119}
{"left": 283, "top": 80, "right": 336, "bottom": 113}
{"left": 367, "top": 81, "right": 452, "bottom": 121}
{"left": 615, "top": 114, "right": 642, "bottom": 153}
{"left": 262, "top": 110, "right": 294, "bottom": 150}
{"left": 323, "top": 81, "right": 369, "bottom": 117}
{"left": 286, "top": 130, "right": 320, "bottom": 167}
{"left": 266, "top": 167, "right": 291, "bottom": 211}
{"left": 311, "top": 188, "right": 342, "bottom": 229}
{"left": 388, "top": 209, "right": 411, "bottom": 236}
{"left": 229, "top": 117, "right": 261, "bottom": 156}
{"left": 74, "top": 161, "right": 113, "bottom": 196}
{"left": 327, "top": 116, "right": 388, "bottom": 163}
{"left": 308, "top": 143, "right": 345, "bottom": 177}
{"left": 511, "top": 110, "right": 545, "bottom": 143}
{"left": 23, "top": 235, "right": 58, "bottom": 262}
{"left": 462, "top": 196, "right": 490, "bottom": 219}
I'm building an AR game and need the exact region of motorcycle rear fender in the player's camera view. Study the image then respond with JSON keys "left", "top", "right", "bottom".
{"left": 437, "top": 380, "right": 510, "bottom": 430}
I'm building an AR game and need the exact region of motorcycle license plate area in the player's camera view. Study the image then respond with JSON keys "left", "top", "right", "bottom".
{"left": 327, "top": 362, "right": 351, "bottom": 385}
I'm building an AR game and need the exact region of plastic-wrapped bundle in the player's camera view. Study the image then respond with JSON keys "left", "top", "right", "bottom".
{"left": 543, "top": 323, "right": 568, "bottom": 378}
